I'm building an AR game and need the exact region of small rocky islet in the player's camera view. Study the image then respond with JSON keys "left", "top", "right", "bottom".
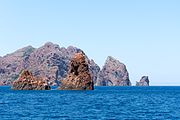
{"left": 136, "top": 76, "right": 150, "bottom": 86}
{"left": 0, "top": 42, "right": 149, "bottom": 90}
{"left": 12, "top": 70, "right": 51, "bottom": 90}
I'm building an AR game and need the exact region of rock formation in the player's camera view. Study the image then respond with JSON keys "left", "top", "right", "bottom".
{"left": 0, "top": 46, "right": 35, "bottom": 85}
{"left": 136, "top": 76, "right": 149, "bottom": 86}
{"left": 58, "top": 52, "right": 94, "bottom": 90}
{"left": 89, "top": 60, "right": 100, "bottom": 86}
{"left": 0, "top": 42, "right": 100, "bottom": 86}
{"left": 0, "top": 42, "right": 134, "bottom": 87}
{"left": 97, "top": 56, "right": 131, "bottom": 86}
{"left": 12, "top": 70, "right": 51, "bottom": 90}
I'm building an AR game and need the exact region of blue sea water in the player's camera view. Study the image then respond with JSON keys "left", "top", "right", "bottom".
{"left": 0, "top": 86, "right": 180, "bottom": 120}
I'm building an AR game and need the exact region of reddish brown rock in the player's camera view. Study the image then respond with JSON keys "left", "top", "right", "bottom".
{"left": 12, "top": 70, "right": 51, "bottom": 90}
{"left": 58, "top": 52, "right": 94, "bottom": 90}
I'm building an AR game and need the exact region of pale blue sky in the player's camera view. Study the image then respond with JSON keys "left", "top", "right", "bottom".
{"left": 0, "top": 0, "right": 180, "bottom": 85}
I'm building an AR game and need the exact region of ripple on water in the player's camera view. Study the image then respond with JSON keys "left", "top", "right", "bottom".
{"left": 0, "top": 86, "right": 180, "bottom": 119}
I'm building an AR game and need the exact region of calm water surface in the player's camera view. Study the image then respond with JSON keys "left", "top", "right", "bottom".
{"left": 0, "top": 86, "right": 180, "bottom": 120}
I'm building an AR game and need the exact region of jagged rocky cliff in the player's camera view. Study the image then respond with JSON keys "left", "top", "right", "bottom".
{"left": 0, "top": 42, "right": 133, "bottom": 86}
{"left": 96, "top": 56, "right": 131, "bottom": 86}
{"left": 0, "top": 46, "right": 36, "bottom": 85}
{"left": 0, "top": 42, "right": 99, "bottom": 86}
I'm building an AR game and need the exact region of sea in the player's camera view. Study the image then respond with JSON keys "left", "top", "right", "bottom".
{"left": 0, "top": 86, "right": 180, "bottom": 120}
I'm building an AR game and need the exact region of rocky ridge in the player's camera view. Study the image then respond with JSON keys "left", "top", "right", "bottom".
{"left": 0, "top": 42, "right": 99, "bottom": 86}
{"left": 0, "top": 42, "right": 138, "bottom": 87}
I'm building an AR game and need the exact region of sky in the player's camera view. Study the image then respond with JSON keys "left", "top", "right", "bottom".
{"left": 0, "top": 0, "right": 180, "bottom": 86}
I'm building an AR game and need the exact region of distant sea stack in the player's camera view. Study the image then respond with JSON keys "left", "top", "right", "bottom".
{"left": 58, "top": 52, "right": 94, "bottom": 90}
{"left": 12, "top": 70, "right": 51, "bottom": 90}
{"left": 96, "top": 56, "right": 131, "bottom": 86}
{"left": 136, "top": 76, "right": 149, "bottom": 86}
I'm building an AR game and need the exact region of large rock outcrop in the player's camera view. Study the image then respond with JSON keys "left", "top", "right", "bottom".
{"left": 136, "top": 76, "right": 149, "bottom": 86}
{"left": 12, "top": 70, "right": 51, "bottom": 90}
{"left": 0, "top": 42, "right": 134, "bottom": 87}
{"left": 97, "top": 56, "right": 131, "bottom": 86}
{"left": 58, "top": 52, "right": 94, "bottom": 90}
{"left": 0, "top": 42, "right": 100, "bottom": 86}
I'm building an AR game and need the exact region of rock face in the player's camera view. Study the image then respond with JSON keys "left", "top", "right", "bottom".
{"left": 0, "top": 42, "right": 133, "bottom": 87}
{"left": 89, "top": 60, "right": 100, "bottom": 86}
{"left": 0, "top": 42, "right": 100, "bottom": 86}
{"left": 97, "top": 56, "right": 131, "bottom": 86}
{"left": 0, "top": 46, "right": 35, "bottom": 85}
{"left": 136, "top": 76, "right": 149, "bottom": 86}
{"left": 58, "top": 52, "right": 94, "bottom": 90}
{"left": 12, "top": 70, "right": 51, "bottom": 90}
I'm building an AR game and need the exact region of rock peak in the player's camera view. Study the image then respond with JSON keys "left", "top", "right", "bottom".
{"left": 22, "top": 45, "right": 34, "bottom": 50}
{"left": 97, "top": 56, "right": 131, "bottom": 86}
{"left": 67, "top": 46, "right": 82, "bottom": 52}
{"left": 107, "top": 56, "right": 115, "bottom": 61}
{"left": 136, "top": 76, "right": 149, "bottom": 86}
{"left": 43, "top": 42, "right": 60, "bottom": 48}
{"left": 72, "top": 52, "right": 86, "bottom": 60}
{"left": 105, "top": 56, "right": 123, "bottom": 65}
{"left": 4, "top": 45, "right": 35, "bottom": 58}
{"left": 13, "top": 45, "right": 34, "bottom": 53}
{"left": 58, "top": 52, "right": 94, "bottom": 90}
{"left": 44, "top": 42, "right": 54, "bottom": 46}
